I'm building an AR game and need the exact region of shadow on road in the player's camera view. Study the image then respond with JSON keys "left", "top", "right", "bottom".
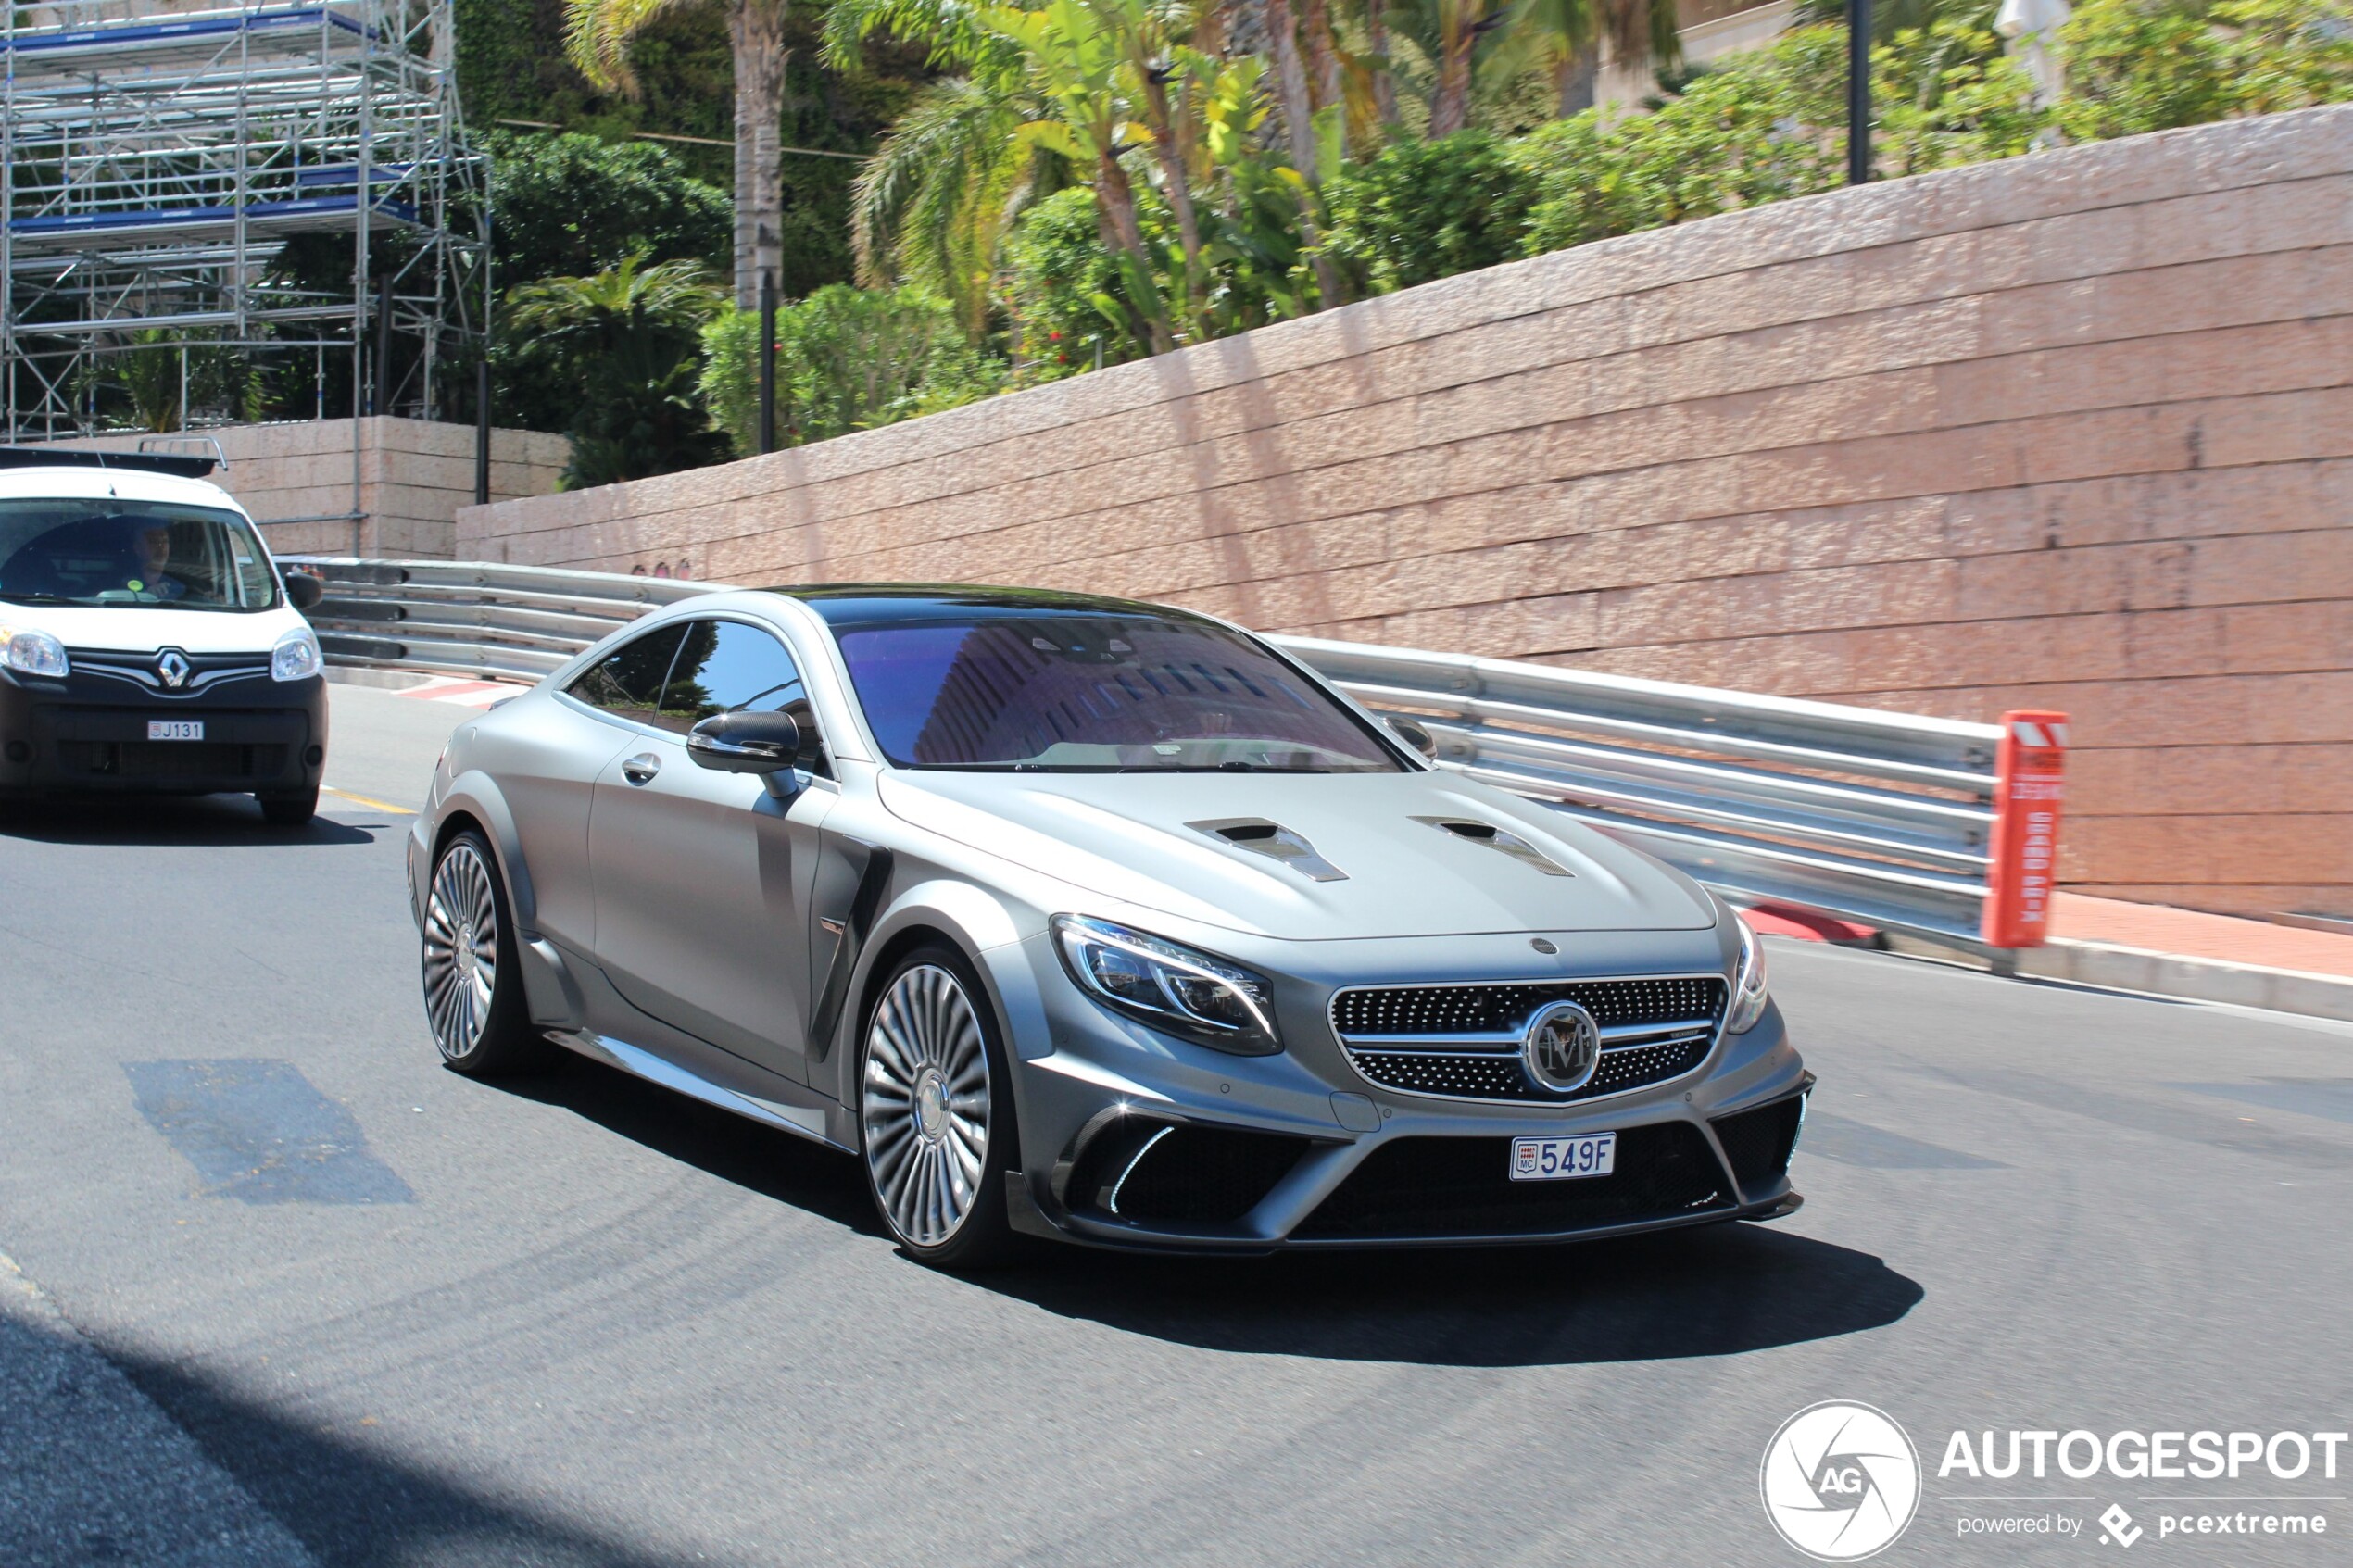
{"left": 497, "top": 1060, "right": 1919, "bottom": 1368}
{"left": 0, "top": 794, "right": 376, "bottom": 847}
{"left": 987, "top": 1222, "right": 1923, "bottom": 1366}
{"left": 486, "top": 1055, "right": 889, "bottom": 1241}
{"left": 101, "top": 1336, "right": 698, "bottom": 1568}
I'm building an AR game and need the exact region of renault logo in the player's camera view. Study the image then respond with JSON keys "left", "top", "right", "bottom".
{"left": 156, "top": 649, "right": 191, "bottom": 689}
{"left": 1524, "top": 999, "right": 1602, "bottom": 1093}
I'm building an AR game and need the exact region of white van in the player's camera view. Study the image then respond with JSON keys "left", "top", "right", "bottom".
{"left": 0, "top": 448, "right": 328, "bottom": 823}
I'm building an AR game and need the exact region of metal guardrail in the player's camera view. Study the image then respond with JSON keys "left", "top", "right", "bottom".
{"left": 1281, "top": 637, "right": 2003, "bottom": 950}
{"left": 290, "top": 557, "right": 2018, "bottom": 951}
{"left": 290, "top": 557, "right": 716, "bottom": 683}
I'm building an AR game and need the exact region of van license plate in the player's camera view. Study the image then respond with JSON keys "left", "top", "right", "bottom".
{"left": 147, "top": 721, "right": 204, "bottom": 741}
{"left": 1510, "top": 1132, "right": 1616, "bottom": 1181}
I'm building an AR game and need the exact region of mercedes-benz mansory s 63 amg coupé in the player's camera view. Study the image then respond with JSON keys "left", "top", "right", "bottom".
{"left": 409, "top": 585, "right": 1810, "bottom": 1265}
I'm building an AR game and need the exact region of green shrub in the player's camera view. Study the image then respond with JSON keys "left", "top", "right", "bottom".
{"left": 504, "top": 255, "right": 732, "bottom": 487}
{"left": 1510, "top": 55, "right": 1842, "bottom": 256}
{"left": 482, "top": 131, "right": 732, "bottom": 287}
{"left": 699, "top": 285, "right": 1006, "bottom": 453}
{"left": 1509, "top": 10, "right": 2049, "bottom": 258}
{"left": 2058, "top": 0, "right": 2353, "bottom": 139}
{"left": 1320, "top": 132, "right": 1541, "bottom": 294}
{"left": 1003, "top": 175, "right": 1315, "bottom": 375}
{"left": 1002, "top": 187, "right": 1153, "bottom": 380}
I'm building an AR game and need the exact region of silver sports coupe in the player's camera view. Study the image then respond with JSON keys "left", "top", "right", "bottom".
{"left": 408, "top": 585, "right": 1810, "bottom": 1265}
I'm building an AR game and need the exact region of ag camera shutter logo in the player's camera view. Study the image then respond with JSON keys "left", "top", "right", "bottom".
{"left": 1761, "top": 1401, "right": 1922, "bottom": 1561}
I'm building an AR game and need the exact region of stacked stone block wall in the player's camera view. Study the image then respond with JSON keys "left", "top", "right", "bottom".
{"left": 56, "top": 418, "right": 568, "bottom": 559}
{"left": 459, "top": 106, "right": 2353, "bottom": 918}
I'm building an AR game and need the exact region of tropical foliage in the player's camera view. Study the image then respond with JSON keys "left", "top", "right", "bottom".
{"left": 482, "top": 131, "right": 733, "bottom": 286}
{"left": 699, "top": 283, "right": 1005, "bottom": 451}
{"left": 2057, "top": 0, "right": 2353, "bottom": 138}
{"left": 503, "top": 254, "right": 734, "bottom": 485}
{"left": 448, "top": 0, "right": 2352, "bottom": 471}
{"left": 99, "top": 332, "right": 268, "bottom": 435}
{"left": 563, "top": 0, "right": 794, "bottom": 307}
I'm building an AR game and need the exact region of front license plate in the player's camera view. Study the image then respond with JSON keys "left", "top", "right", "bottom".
{"left": 1511, "top": 1132, "right": 1617, "bottom": 1181}
{"left": 146, "top": 720, "right": 204, "bottom": 741}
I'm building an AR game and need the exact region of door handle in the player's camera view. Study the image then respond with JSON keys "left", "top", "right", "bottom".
{"left": 621, "top": 752, "right": 661, "bottom": 785}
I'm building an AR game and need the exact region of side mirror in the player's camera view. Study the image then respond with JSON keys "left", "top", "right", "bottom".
{"left": 687, "top": 709, "right": 804, "bottom": 799}
{"left": 1387, "top": 715, "right": 1439, "bottom": 761}
{"left": 283, "top": 571, "right": 324, "bottom": 612}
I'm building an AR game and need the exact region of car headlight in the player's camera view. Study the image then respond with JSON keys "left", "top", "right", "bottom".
{"left": 1726, "top": 911, "right": 1770, "bottom": 1034}
{"left": 0, "top": 627, "right": 69, "bottom": 679}
{"left": 1051, "top": 914, "right": 1281, "bottom": 1055}
{"left": 271, "top": 627, "right": 323, "bottom": 683}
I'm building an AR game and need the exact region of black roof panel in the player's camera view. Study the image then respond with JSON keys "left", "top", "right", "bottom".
{"left": 765, "top": 583, "right": 1207, "bottom": 627}
{"left": 0, "top": 446, "right": 220, "bottom": 479}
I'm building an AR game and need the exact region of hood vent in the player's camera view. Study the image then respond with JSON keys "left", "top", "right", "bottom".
{"left": 1415, "top": 816, "right": 1573, "bottom": 877}
{"left": 1189, "top": 818, "right": 1349, "bottom": 882}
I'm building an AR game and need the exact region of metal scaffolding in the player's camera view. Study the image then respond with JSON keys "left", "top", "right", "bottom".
{"left": 3, "top": 0, "right": 487, "bottom": 440}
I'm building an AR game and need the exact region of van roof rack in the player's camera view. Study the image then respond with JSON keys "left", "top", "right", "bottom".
{"left": 0, "top": 445, "right": 220, "bottom": 479}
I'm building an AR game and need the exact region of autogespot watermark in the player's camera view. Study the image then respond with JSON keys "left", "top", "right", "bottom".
{"left": 1761, "top": 1409, "right": 2347, "bottom": 1557}
{"left": 1941, "top": 1429, "right": 2346, "bottom": 1549}
{"left": 1761, "top": 1401, "right": 1924, "bottom": 1561}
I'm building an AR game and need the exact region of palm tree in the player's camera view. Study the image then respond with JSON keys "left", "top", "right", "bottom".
{"left": 988, "top": 0, "right": 1178, "bottom": 351}
{"left": 504, "top": 254, "right": 731, "bottom": 484}
{"left": 833, "top": 0, "right": 1200, "bottom": 350}
{"left": 849, "top": 76, "right": 1055, "bottom": 334}
{"left": 1482, "top": 0, "right": 1680, "bottom": 119}
{"left": 1513, "top": 0, "right": 1600, "bottom": 112}
{"left": 1416, "top": 0, "right": 1514, "bottom": 134}
{"left": 564, "top": 0, "right": 789, "bottom": 311}
{"left": 828, "top": 0, "right": 1062, "bottom": 332}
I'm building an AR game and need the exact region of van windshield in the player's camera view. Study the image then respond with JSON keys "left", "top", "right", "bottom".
{"left": 0, "top": 497, "right": 281, "bottom": 611}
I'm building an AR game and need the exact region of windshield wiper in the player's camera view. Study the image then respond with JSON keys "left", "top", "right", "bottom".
{"left": 0, "top": 592, "right": 75, "bottom": 604}
{"left": 1101, "top": 762, "right": 1335, "bottom": 773}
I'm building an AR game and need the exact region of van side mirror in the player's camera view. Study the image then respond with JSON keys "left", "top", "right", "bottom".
{"left": 687, "top": 709, "right": 805, "bottom": 799}
{"left": 1387, "top": 716, "right": 1439, "bottom": 761}
{"left": 283, "top": 571, "right": 324, "bottom": 611}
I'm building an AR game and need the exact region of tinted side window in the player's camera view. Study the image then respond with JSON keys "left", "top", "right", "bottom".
{"left": 653, "top": 620, "right": 830, "bottom": 775}
{"left": 567, "top": 623, "right": 687, "bottom": 723}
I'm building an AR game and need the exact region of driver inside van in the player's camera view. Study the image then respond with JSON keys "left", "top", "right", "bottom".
{"left": 132, "top": 522, "right": 188, "bottom": 600}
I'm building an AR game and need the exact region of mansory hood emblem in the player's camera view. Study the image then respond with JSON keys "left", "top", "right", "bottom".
{"left": 1524, "top": 999, "right": 1601, "bottom": 1092}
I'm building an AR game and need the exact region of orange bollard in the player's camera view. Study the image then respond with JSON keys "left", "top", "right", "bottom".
{"left": 1982, "top": 709, "right": 2069, "bottom": 949}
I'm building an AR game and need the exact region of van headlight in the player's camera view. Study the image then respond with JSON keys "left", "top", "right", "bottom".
{"left": 0, "top": 627, "right": 69, "bottom": 679}
{"left": 1052, "top": 914, "right": 1281, "bottom": 1055}
{"left": 271, "top": 627, "right": 323, "bottom": 683}
{"left": 1727, "top": 911, "right": 1771, "bottom": 1034}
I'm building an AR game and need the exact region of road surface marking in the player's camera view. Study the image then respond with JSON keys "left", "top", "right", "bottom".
{"left": 324, "top": 785, "right": 416, "bottom": 815}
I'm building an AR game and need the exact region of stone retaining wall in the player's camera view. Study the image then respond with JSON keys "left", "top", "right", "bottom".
{"left": 60, "top": 418, "right": 568, "bottom": 558}
{"left": 459, "top": 106, "right": 2353, "bottom": 919}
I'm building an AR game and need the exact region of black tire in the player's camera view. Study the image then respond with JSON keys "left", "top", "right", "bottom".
{"left": 421, "top": 829, "right": 548, "bottom": 1074}
{"left": 857, "top": 942, "right": 1020, "bottom": 1270}
{"left": 258, "top": 784, "right": 318, "bottom": 826}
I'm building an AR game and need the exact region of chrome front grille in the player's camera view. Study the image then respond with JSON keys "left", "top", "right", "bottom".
{"left": 1329, "top": 976, "right": 1726, "bottom": 1105}
{"left": 67, "top": 647, "right": 271, "bottom": 696}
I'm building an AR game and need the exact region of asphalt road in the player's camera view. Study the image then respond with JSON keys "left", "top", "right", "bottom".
{"left": 1, "top": 679, "right": 2347, "bottom": 1567}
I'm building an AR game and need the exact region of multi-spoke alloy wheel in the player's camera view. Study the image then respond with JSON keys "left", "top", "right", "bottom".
{"left": 423, "top": 841, "right": 499, "bottom": 1057}
{"left": 420, "top": 830, "right": 540, "bottom": 1073}
{"left": 861, "top": 957, "right": 1007, "bottom": 1259}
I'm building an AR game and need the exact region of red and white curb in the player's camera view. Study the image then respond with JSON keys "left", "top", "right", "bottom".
{"left": 392, "top": 676, "right": 527, "bottom": 709}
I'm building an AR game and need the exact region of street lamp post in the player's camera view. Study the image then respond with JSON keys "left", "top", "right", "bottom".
{"left": 1847, "top": 0, "right": 1872, "bottom": 184}
{"left": 758, "top": 270, "right": 777, "bottom": 456}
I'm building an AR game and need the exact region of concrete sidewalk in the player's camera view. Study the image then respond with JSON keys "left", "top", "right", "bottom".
{"left": 2018, "top": 893, "right": 2353, "bottom": 1023}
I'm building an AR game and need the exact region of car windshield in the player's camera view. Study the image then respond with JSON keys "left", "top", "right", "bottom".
{"left": 828, "top": 605, "right": 1404, "bottom": 772}
{"left": 0, "top": 497, "right": 280, "bottom": 611}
